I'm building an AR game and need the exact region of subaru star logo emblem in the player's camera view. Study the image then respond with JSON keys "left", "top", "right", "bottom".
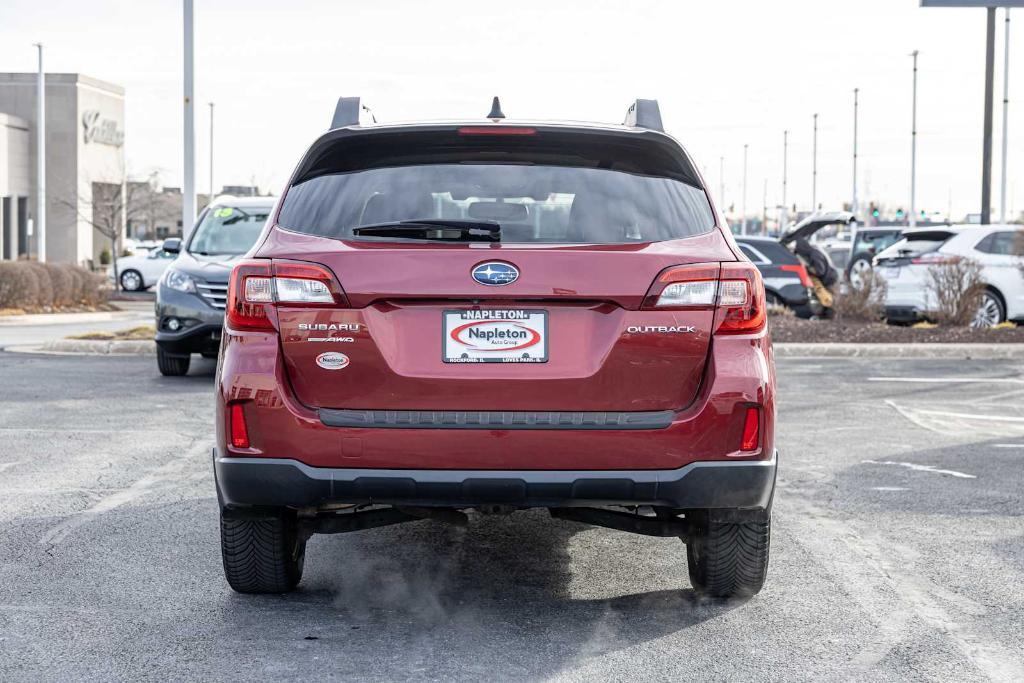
{"left": 472, "top": 261, "right": 519, "bottom": 286}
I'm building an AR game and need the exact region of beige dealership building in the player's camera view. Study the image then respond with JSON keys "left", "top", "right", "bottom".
{"left": 0, "top": 73, "right": 125, "bottom": 265}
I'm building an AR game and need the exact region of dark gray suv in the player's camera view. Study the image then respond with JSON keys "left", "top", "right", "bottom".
{"left": 155, "top": 196, "right": 275, "bottom": 375}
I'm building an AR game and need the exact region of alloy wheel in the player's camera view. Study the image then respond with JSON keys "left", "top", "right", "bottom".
{"left": 971, "top": 293, "right": 1002, "bottom": 329}
{"left": 120, "top": 271, "right": 142, "bottom": 291}
{"left": 848, "top": 259, "right": 872, "bottom": 290}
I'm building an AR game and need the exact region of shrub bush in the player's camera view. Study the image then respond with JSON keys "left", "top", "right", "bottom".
{"left": 925, "top": 257, "right": 985, "bottom": 326}
{"left": 23, "top": 262, "right": 54, "bottom": 308}
{"left": 0, "top": 262, "right": 37, "bottom": 309}
{"left": 0, "top": 261, "right": 107, "bottom": 311}
{"left": 834, "top": 270, "right": 888, "bottom": 322}
{"left": 44, "top": 263, "right": 74, "bottom": 307}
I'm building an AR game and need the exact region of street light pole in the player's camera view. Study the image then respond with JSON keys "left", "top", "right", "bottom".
{"left": 982, "top": 8, "right": 996, "bottom": 225}
{"left": 1000, "top": 9, "right": 1011, "bottom": 224}
{"left": 910, "top": 50, "right": 919, "bottom": 228}
{"left": 208, "top": 101, "right": 215, "bottom": 202}
{"left": 853, "top": 88, "right": 859, "bottom": 219}
{"left": 33, "top": 43, "right": 45, "bottom": 263}
{"left": 812, "top": 113, "right": 819, "bottom": 212}
{"left": 182, "top": 0, "right": 196, "bottom": 238}
{"left": 742, "top": 143, "right": 749, "bottom": 234}
{"left": 782, "top": 130, "right": 788, "bottom": 210}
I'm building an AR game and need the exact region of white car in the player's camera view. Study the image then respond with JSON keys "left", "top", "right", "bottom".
{"left": 874, "top": 225, "right": 1024, "bottom": 327}
{"left": 110, "top": 246, "right": 178, "bottom": 291}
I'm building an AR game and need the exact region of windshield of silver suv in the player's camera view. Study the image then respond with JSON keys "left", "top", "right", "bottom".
{"left": 188, "top": 205, "right": 271, "bottom": 255}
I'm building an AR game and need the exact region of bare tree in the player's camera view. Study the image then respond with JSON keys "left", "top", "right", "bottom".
{"left": 58, "top": 175, "right": 157, "bottom": 288}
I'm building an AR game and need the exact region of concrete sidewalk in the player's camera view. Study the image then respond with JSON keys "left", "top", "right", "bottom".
{"left": 0, "top": 301, "right": 153, "bottom": 348}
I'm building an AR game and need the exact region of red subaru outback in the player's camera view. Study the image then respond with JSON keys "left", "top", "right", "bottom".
{"left": 214, "top": 98, "right": 776, "bottom": 598}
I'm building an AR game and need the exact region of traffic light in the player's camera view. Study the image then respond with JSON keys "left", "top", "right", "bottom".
{"left": 895, "top": 208, "right": 905, "bottom": 219}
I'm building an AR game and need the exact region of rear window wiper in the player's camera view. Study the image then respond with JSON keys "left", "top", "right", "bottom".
{"left": 351, "top": 219, "right": 501, "bottom": 242}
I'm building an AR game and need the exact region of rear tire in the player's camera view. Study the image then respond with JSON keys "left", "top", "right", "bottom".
{"left": 157, "top": 347, "right": 190, "bottom": 376}
{"left": 686, "top": 511, "right": 770, "bottom": 598}
{"left": 220, "top": 509, "right": 305, "bottom": 594}
{"left": 119, "top": 269, "right": 144, "bottom": 292}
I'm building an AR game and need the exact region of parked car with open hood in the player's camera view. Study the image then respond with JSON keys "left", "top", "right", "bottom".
{"left": 212, "top": 97, "right": 776, "bottom": 599}
{"left": 155, "top": 196, "right": 276, "bottom": 375}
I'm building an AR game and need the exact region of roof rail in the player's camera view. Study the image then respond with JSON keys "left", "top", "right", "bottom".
{"left": 624, "top": 99, "right": 664, "bottom": 132}
{"left": 330, "top": 97, "right": 376, "bottom": 130}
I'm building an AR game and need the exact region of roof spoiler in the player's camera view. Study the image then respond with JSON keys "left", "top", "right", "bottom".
{"left": 623, "top": 99, "right": 664, "bottom": 132}
{"left": 330, "top": 97, "right": 376, "bottom": 130}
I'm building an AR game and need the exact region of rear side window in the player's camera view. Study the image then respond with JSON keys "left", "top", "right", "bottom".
{"left": 276, "top": 130, "right": 715, "bottom": 245}
{"left": 737, "top": 243, "right": 768, "bottom": 263}
{"left": 976, "top": 231, "right": 1024, "bottom": 256}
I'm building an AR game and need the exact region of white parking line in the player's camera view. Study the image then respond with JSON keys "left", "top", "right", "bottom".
{"left": 38, "top": 440, "right": 209, "bottom": 547}
{"left": 993, "top": 444, "right": 1024, "bottom": 449}
{"left": 868, "top": 377, "right": 1024, "bottom": 384}
{"left": 862, "top": 460, "right": 976, "bottom": 479}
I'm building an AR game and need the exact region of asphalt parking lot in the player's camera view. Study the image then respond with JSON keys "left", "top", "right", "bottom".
{"left": 1, "top": 352, "right": 1022, "bottom": 682}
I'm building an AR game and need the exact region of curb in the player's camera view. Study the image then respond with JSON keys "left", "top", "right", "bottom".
{"left": 774, "top": 342, "right": 1024, "bottom": 359}
{"left": 0, "top": 310, "right": 148, "bottom": 327}
{"left": 4, "top": 339, "right": 155, "bottom": 356}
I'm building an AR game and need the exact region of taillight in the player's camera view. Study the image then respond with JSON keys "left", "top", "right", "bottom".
{"left": 740, "top": 406, "right": 760, "bottom": 451}
{"left": 911, "top": 252, "right": 960, "bottom": 265}
{"left": 643, "top": 263, "right": 721, "bottom": 309}
{"left": 642, "top": 261, "right": 766, "bottom": 335}
{"left": 780, "top": 263, "right": 813, "bottom": 287}
{"left": 229, "top": 402, "right": 250, "bottom": 449}
{"left": 226, "top": 261, "right": 274, "bottom": 331}
{"left": 714, "top": 262, "right": 766, "bottom": 335}
{"left": 225, "top": 259, "right": 347, "bottom": 332}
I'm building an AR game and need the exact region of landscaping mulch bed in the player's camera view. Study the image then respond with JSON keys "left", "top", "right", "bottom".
{"left": 769, "top": 315, "right": 1024, "bottom": 344}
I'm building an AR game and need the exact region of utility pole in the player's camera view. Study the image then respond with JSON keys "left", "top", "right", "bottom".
{"left": 208, "top": 101, "right": 215, "bottom": 202}
{"left": 1000, "top": 9, "right": 1011, "bottom": 224}
{"left": 982, "top": 8, "right": 996, "bottom": 224}
{"left": 762, "top": 178, "right": 768, "bottom": 235}
{"left": 812, "top": 113, "right": 819, "bottom": 212}
{"left": 182, "top": 0, "right": 196, "bottom": 238}
{"left": 782, "top": 130, "right": 788, "bottom": 209}
{"left": 741, "top": 144, "right": 749, "bottom": 235}
{"left": 33, "top": 43, "right": 45, "bottom": 262}
{"left": 853, "top": 88, "right": 859, "bottom": 220}
{"left": 910, "top": 50, "right": 919, "bottom": 228}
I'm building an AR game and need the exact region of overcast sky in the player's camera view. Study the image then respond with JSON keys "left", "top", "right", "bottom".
{"left": 1, "top": 0, "right": 1020, "bottom": 219}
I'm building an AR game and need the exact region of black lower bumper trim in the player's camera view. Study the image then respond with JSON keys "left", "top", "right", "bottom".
{"left": 318, "top": 408, "right": 675, "bottom": 430}
{"left": 215, "top": 451, "right": 777, "bottom": 510}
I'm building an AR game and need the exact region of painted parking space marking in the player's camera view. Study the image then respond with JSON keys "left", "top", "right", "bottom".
{"left": 862, "top": 460, "right": 976, "bottom": 479}
{"left": 868, "top": 377, "right": 1024, "bottom": 384}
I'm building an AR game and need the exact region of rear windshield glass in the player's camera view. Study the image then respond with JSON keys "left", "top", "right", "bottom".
{"left": 277, "top": 164, "right": 715, "bottom": 244}
{"left": 876, "top": 231, "right": 955, "bottom": 260}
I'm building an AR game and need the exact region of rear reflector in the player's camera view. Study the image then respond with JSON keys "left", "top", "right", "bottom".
{"left": 458, "top": 126, "right": 536, "bottom": 136}
{"left": 229, "top": 403, "right": 250, "bottom": 449}
{"left": 740, "top": 406, "right": 760, "bottom": 451}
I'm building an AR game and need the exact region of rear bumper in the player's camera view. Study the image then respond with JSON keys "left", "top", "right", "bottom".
{"left": 215, "top": 449, "right": 777, "bottom": 510}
